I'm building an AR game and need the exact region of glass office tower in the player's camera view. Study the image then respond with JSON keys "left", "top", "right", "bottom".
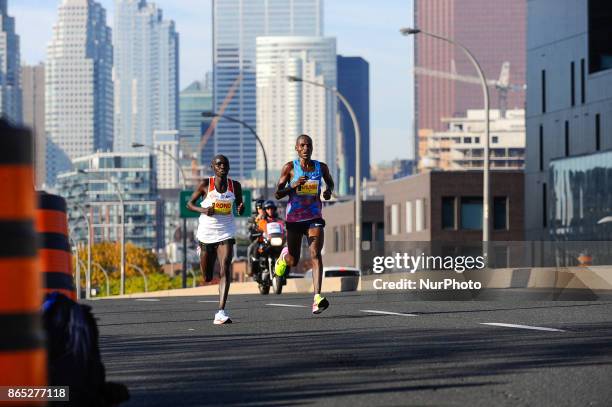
{"left": 212, "top": 0, "right": 322, "bottom": 180}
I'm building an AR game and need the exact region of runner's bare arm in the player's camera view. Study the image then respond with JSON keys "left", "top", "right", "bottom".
{"left": 275, "top": 161, "right": 306, "bottom": 199}
{"left": 233, "top": 180, "right": 245, "bottom": 215}
{"left": 187, "top": 179, "right": 214, "bottom": 216}
{"left": 321, "top": 163, "right": 334, "bottom": 200}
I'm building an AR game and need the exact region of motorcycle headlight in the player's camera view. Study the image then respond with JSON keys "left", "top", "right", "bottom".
{"left": 270, "top": 237, "right": 283, "bottom": 247}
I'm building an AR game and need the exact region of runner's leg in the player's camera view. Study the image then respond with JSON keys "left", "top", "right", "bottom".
{"left": 200, "top": 243, "right": 217, "bottom": 282}
{"left": 307, "top": 227, "right": 324, "bottom": 295}
{"left": 284, "top": 228, "right": 303, "bottom": 267}
{"left": 217, "top": 242, "right": 233, "bottom": 310}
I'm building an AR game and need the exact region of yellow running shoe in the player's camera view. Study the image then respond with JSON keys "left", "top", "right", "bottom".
{"left": 312, "top": 294, "right": 329, "bottom": 314}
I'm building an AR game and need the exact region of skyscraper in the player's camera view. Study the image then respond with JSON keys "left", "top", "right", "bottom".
{"left": 45, "top": 0, "right": 113, "bottom": 185}
{"left": 212, "top": 0, "right": 323, "bottom": 180}
{"left": 113, "top": 0, "right": 179, "bottom": 152}
{"left": 179, "top": 78, "right": 213, "bottom": 166}
{"left": 414, "top": 0, "right": 526, "bottom": 133}
{"left": 337, "top": 55, "right": 370, "bottom": 196}
{"left": 256, "top": 37, "right": 337, "bottom": 178}
{"left": 21, "top": 64, "right": 45, "bottom": 188}
{"left": 0, "top": 0, "right": 21, "bottom": 124}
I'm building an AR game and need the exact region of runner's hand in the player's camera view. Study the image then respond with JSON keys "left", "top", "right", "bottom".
{"left": 237, "top": 202, "right": 245, "bottom": 215}
{"left": 205, "top": 205, "right": 215, "bottom": 216}
{"left": 291, "top": 176, "right": 309, "bottom": 189}
{"left": 323, "top": 189, "right": 332, "bottom": 200}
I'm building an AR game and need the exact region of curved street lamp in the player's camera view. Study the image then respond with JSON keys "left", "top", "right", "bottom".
{"left": 286, "top": 75, "right": 362, "bottom": 270}
{"left": 91, "top": 261, "right": 111, "bottom": 297}
{"left": 128, "top": 263, "right": 148, "bottom": 293}
{"left": 133, "top": 142, "right": 189, "bottom": 289}
{"left": 400, "top": 27, "right": 491, "bottom": 243}
{"left": 72, "top": 202, "right": 92, "bottom": 299}
{"left": 202, "top": 112, "right": 269, "bottom": 199}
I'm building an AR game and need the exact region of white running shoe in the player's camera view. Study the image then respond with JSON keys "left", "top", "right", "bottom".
{"left": 213, "top": 309, "right": 232, "bottom": 325}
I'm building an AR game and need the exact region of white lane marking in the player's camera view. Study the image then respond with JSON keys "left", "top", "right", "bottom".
{"left": 135, "top": 299, "right": 160, "bottom": 302}
{"left": 188, "top": 328, "right": 195, "bottom": 331}
{"left": 481, "top": 323, "right": 566, "bottom": 332}
{"left": 266, "top": 303, "right": 308, "bottom": 308}
{"left": 198, "top": 300, "right": 218, "bottom": 303}
{"left": 360, "top": 310, "right": 417, "bottom": 317}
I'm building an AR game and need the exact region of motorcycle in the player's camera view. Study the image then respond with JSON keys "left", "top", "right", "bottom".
{"left": 249, "top": 220, "right": 287, "bottom": 295}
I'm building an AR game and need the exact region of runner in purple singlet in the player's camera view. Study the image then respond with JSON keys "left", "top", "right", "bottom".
{"left": 274, "top": 135, "right": 335, "bottom": 314}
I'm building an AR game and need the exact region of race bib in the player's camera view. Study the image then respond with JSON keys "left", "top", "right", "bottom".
{"left": 213, "top": 199, "right": 233, "bottom": 215}
{"left": 297, "top": 179, "right": 319, "bottom": 196}
{"left": 266, "top": 222, "right": 283, "bottom": 235}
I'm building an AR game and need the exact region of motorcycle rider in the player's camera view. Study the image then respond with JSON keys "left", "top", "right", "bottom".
{"left": 257, "top": 200, "right": 284, "bottom": 232}
{"left": 246, "top": 199, "right": 266, "bottom": 277}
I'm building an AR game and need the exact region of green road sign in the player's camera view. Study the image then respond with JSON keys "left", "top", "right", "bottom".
{"left": 179, "top": 189, "right": 252, "bottom": 218}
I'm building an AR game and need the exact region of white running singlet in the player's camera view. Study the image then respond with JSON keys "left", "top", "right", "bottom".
{"left": 196, "top": 177, "right": 236, "bottom": 244}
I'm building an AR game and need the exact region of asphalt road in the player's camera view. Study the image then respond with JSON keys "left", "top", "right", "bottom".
{"left": 88, "top": 291, "right": 612, "bottom": 407}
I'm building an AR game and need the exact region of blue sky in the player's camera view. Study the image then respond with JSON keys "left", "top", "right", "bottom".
{"left": 10, "top": 0, "right": 414, "bottom": 163}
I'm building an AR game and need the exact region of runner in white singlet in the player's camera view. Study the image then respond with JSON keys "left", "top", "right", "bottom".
{"left": 187, "top": 155, "right": 245, "bottom": 325}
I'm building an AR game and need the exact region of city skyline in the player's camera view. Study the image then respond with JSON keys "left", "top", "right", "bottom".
{"left": 10, "top": 0, "right": 414, "bottom": 164}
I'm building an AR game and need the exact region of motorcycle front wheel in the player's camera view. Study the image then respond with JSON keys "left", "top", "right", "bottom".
{"left": 258, "top": 284, "right": 270, "bottom": 295}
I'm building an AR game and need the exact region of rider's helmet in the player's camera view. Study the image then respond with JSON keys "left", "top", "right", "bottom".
{"left": 255, "top": 199, "right": 265, "bottom": 211}
{"left": 263, "top": 200, "right": 277, "bottom": 217}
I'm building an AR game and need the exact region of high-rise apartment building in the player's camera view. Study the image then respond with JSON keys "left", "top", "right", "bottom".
{"left": 45, "top": 0, "right": 113, "bottom": 185}
{"left": 414, "top": 0, "right": 526, "bottom": 134}
{"left": 212, "top": 0, "right": 322, "bottom": 180}
{"left": 337, "top": 56, "right": 370, "bottom": 195}
{"left": 113, "top": 0, "right": 179, "bottom": 152}
{"left": 421, "top": 109, "right": 525, "bottom": 172}
{"left": 256, "top": 36, "right": 337, "bottom": 178}
{"left": 0, "top": 0, "right": 21, "bottom": 124}
{"left": 57, "top": 151, "right": 164, "bottom": 250}
{"left": 526, "top": 0, "right": 612, "bottom": 241}
{"left": 21, "top": 64, "right": 45, "bottom": 188}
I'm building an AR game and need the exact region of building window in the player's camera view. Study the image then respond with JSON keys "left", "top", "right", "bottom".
{"left": 541, "top": 70, "right": 547, "bottom": 113}
{"left": 460, "top": 197, "right": 482, "bottom": 230}
{"left": 565, "top": 121, "right": 570, "bottom": 156}
{"left": 492, "top": 136, "right": 498, "bottom": 144}
{"left": 333, "top": 227, "right": 340, "bottom": 252}
{"left": 596, "top": 113, "right": 601, "bottom": 150}
{"left": 571, "top": 61, "right": 576, "bottom": 106}
{"left": 581, "top": 58, "right": 586, "bottom": 103}
{"left": 405, "top": 201, "right": 413, "bottom": 233}
{"left": 348, "top": 225, "right": 354, "bottom": 251}
{"left": 376, "top": 223, "right": 384, "bottom": 242}
{"left": 542, "top": 183, "right": 548, "bottom": 228}
{"left": 493, "top": 197, "right": 508, "bottom": 230}
{"left": 391, "top": 204, "right": 399, "bottom": 235}
{"left": 539, "top": 125, "right": 544, "bottom": 171}
{"left": 464, "top": 137, "right": 472, "bottom": 144}
{"left": 588, "top": 0, "right": 612, "bottom": 73}
{"left": 415, "top": 199, "right": 425, "bottom": 231}
{"left": 363, "top": 222, "right": 372, "bottom": 243}
{"left": 442, "top": 197, "right": 455, "bottom": 230}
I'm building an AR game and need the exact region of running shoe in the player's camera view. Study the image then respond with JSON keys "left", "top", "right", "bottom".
{"left": 213, "top": 309, "right": 232, "bottom": 325}
{"left": 274, "top": 247, "right": 289, "bottom": 277}
{"left": 312, "top": 294, "right": 329, "bottom": 314}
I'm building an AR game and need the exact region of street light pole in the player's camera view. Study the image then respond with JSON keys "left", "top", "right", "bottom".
{"left": 73, "top": 202, "right": 92, "bottom": 299}
{"left": 133, "top": 142, "right": 189, "bottom": 288}
{"left": 400, "top": 27, "right": 491, "bottom": 243}
{"left": 202, "top": 112, "right": 269, "bottom": 199}
{"left": 287, "top": 75, "right": 362, "bottom": 270}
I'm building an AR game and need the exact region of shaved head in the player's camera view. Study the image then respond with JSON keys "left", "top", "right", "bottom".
{"left": 211, "top": 154, "right": 229, "bottom": 165}
{"left": 295, "top": 134, "right": 312, "bottom": 146}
